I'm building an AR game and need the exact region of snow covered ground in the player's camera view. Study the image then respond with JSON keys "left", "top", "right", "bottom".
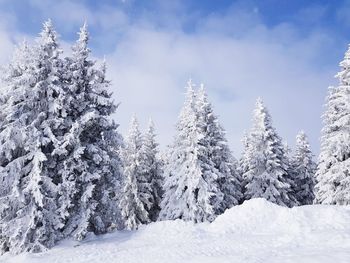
{"left": 2, "top": 198, "right": 350, "bottom": 263}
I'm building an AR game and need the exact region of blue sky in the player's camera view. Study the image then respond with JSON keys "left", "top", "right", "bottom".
{"left": 0, "top": 0, "right": 349, "bottom": 155}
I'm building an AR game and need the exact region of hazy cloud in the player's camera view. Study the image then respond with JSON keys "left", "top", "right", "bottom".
{"left": 106, "top": 6, "right": 338, "bottom": 155}
{"left": 0, "top": 1, "right": 344, "bottom": 156}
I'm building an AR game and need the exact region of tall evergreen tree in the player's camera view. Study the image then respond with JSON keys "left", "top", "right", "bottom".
{"left": 55, "top": 23, "right": 123, "bottom": 240}
{"left": 119, "top": 116, "right": 150, "bottom": 230}
{"left": 196, "top": 86, "right": 242, "bottom": 211}
{"left": 139, "top": 119, "right": 164, "bottom": 221}
{"left": 0, "top": 21, "right": 123, "bottom": 253}
{"left": 160, "top": 82, "right": 241, "bottom": 223}
{"left": 241, "top": 98, "right": 296, "bottom": 207}
{"left": 0, "top": 20, "right": 64, "bottom": 254}
{"left": 160, "top": 81, "right": 206, "bottom": 222}
{"left": 291, "top": 131, "right": 316, "bottom": 205}
{"left": 315, "top": 44, "right": 350, "bottom": 205}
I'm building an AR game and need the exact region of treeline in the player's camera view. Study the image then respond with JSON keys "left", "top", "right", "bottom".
{"left": 0, "top": 21, "right": 348, "bottom": 255}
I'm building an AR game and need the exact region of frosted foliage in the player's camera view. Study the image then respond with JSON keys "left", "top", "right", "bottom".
{"left": 291, "top": 131, "right": 316, "bottom": 205}
{"left": 0, "top": 21, "right": 123, "bottom": 254}
{"left": 0, "top": 20, "right": 64, "bottom": 254}
{"left": 160, "top": 82, "right": 242, "bottom": 223}
{"left": 56, "top": 23, "right": 123, "bottom": 240}
{"left": 315, "top": 45, "right": 350, "bottom": 205}
{"left": 196, "top": 87, "right": 242, "bottom": 210}
{"left": 241, "top": 98, "right": 295, "bottom": 207}
{"left": 139, "top": 119, "right": 164, "bottom": 221}
{"left": 119, "top": 116, "right": 150, "bottom": 230}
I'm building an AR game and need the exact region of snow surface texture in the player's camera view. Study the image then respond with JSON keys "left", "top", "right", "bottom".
{"left": 2, "top": 198, "right": 350, "bottom": 263}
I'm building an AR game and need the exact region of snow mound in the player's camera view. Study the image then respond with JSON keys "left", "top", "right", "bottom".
{"left": 3, "top": 198, "right": 350, "bottom": 263}
{"left": 211, "top": 198, "right": 350, "bottom": 234}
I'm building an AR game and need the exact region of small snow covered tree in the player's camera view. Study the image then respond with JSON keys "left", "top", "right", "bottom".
{"left": 241, "top": 98, "right": 296, "bottom": 207}
{"left": 56, "top": 23, "right": 123, "bottom": 240}
{"left": 315, "top": 44, "right": 350, "bottom": 205}
{"left": 139, "top": 119, "right": 164, "bottom": 221}
{"left": 160, "top": 81, "right": 241, "bottom": 223}
{"left": 290, "top": 131, "right": 316, "bottom": 205}
{"left": 238, "top": 132, "right": 250, "bottom": 177}
{"left": 0, "top": 20, "right": 64, "bottom": 254}
{"left": 119, "top": 116, "right": 150, "bottom": 230}
{"left": 282, "top": 141, "right": 299, "bottom": 204}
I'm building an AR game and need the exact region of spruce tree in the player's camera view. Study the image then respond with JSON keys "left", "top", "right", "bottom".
{"left": 119, "top": 116, "right": 150, "bottom": 230}
{"left": 0, "top": 20, "right": 64, "bottom": 254}
{"left": 291, "top": 131, "right": 316, "bottom": 205}
{"left": 160, "top": 81, "right": 206, "bottom": 222}
{"left": 238, "top": 132, "right": 250, "bottom": 178}
{"left": 56, "top": 23, "right": 123, "bottom": 240}
{"left": 196, "top": 86, "right": 242, "bottom": 211}
{"left": 241, "top": 98, "right": 296, "bottom": 207}
{"left": 315, "top": 44, "right": 350, "bottom": 205}
{"left": 160, "top": 82, "right": 241, "bottom": 223}
{"left": 139, "top": 119, "right": 164, "bottom": 221}
{"left": 283, "top": 141, "right": 299, "bottom": 205}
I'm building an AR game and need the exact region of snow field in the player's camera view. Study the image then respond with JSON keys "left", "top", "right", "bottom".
{"left": 3, "top": 198, "right": 350, "bottom": 263}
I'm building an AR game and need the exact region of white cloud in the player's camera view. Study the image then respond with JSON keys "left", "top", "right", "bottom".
{"left": 0, "top": 1, "right": 341, "bottom": 156}
{"left": 106, "top": 8, "right": 337, "bottom": 155}
{"left": 0, "top": 11, "right": 26, "bottom": 64}
{"left": 28, "top": 0, "right": 129, "bottom": 34}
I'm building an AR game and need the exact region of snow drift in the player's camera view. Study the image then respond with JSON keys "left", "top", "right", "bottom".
{"left": 2, "top": 198, "right": 350, "bottom": 263}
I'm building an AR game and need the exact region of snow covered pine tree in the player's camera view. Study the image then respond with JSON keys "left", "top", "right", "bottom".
{"left": 119, "top": 116, "right": 150, "bottom": 230}
{"left": 55, "top": 23, "right": 123, "bottom": 240}
{"left": 0, "top": 20, "right": 64, "bottom": 254}
{"left": 290, "top": 131, "right": 316, "bottom": 205}
{"left": 196, "top": 86, "right": 242, "bottom": 212}
{"left": 241, "top": 98, "right": 296, "bottom": 207}
{"left": 139, "top": 119, "right": 164, "bottom": 222}
{"left": 315, "top": 44, "right": 350, "bottom": 205}
{"left": 160, "top": 81, "right": 242, "bottom": 223}
{"left": 0, "top": 21, "right": 123, "bottom": 254}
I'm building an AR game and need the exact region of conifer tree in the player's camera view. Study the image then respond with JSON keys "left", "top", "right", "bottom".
{"left": 238, "top": 132, "right": 250, "bottom": 178}
{"left": 160, "top": 81, "right": 241, "bottom": 223}
{"left": 139, "top": 119, "right": 164, "bottom": 221}
{"left": 241, "top": 98, "right": 296, "bottom": 207}
{"left": 283, "top": 141, "right": 299, "bottom": 205}
{"left": 56, "top": 23, "right": 123, "bottom": 240}
{"left": 0, "top": 20, "right": 64, "bottom": 254}
{"left": 291, "top": 131, "right": 316, "bottom": 205}
{"left": 119, "top": 116, "right": 150, "bottom": 230}
{"left": 0, "top": 20, "right": 123, "bottom": 253}
{"left": 315, "top": 44, "right": 350, "bottom": 205}
{"left": 196, "top": 86, "right": 242, "bottom": 211}
{"left": 160, "top": 81, "right": 205, "bottom": 222}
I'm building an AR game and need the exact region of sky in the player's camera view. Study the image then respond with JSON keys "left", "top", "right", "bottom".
{"left": 0, "top": 0, "right": 349, "bottom": 156}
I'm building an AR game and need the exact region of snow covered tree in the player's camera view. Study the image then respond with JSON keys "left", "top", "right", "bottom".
{"left": 160, "top": 81, "right": 207, "bottom": 222}
{"left": 160, "top": 81, "right": 241, "bottom": 223}
{"left": 55, "top": 23, "right": 123, "bottom": 240}
{"left": 139, "top": 119, "right": 164, "bottom": 221}
{"left": 241, "top": 98, "right": 296, "bottom": 207}
{"left": 196, "top": 86, "right": 242, "bottom": 210}
{"left": 0, "top": 20, "right": 64, "bottom": 254}
{"left": 315, "top": 44, "right": 350, "bottom": 205}
{"left": 282, "top": 141, "right": 299, "bottom": 204}
{"left": 0, "top": 20, "right": 123, "bottom": 253}
{"left": 238, "top": 132, "right": 250, "bottom": 177}
{"left": 119, "top": 116, "right": 150, "bottom": 230}
{"left": 290, "top": 131, "right": 316, "bottom": 205}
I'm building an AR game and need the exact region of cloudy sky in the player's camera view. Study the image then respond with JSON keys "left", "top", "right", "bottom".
{"left": 0, "top": 0, "right": 348, "bottom": 156}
